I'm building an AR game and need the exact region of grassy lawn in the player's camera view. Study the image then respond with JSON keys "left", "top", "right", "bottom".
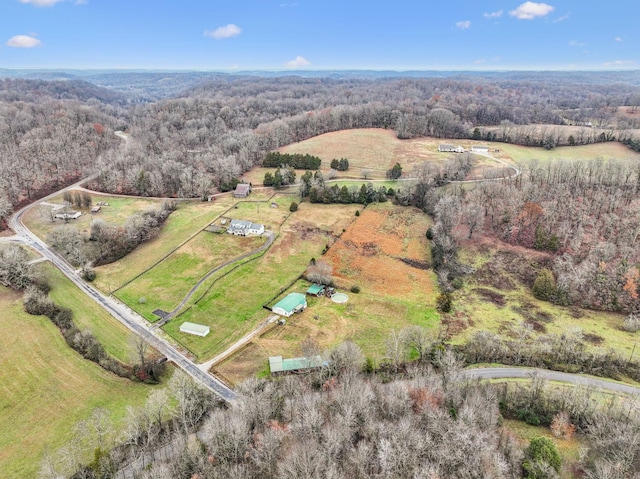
{"left": 215, "top": 202, "right": 441, "bottom": 384}
{"left": 503, "top": 419, "right": 584, "bottom": 479}
{"left": 495, "top": 141, "right": 640, "bottom": 164}
{"left": 0, "top": 286, "right": 157, "bottom": 479}
{"left": 160, "top": 202, "right": 360, "bottom": 360}
{"left": 42, "top": 263, "right": 136, "bottom": 363}
{"left": 116, "top": 232, "right": 266, "bottom": 321}
{"left": 23, "top": 193, "right": 164, "bottom": 241}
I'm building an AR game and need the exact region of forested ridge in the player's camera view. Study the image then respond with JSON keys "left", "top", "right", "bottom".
{"left": 2, "top": 73, "right": 640, "bottom": 210}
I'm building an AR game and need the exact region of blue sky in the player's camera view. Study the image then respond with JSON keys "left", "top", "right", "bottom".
{"left": 1, "top": 0, "right": 637, "bottom": 70}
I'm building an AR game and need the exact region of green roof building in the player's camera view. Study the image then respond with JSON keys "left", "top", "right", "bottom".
{"left": 306, "top": 284, "right": 325, "bottom": 296}
{"left": 272, "top": 292, "right": 307, "bottom": 317}
{"left": 268, "top": 355, "right": 325, "bottom": 374}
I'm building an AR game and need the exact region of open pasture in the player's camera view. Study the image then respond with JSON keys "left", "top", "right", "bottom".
{"left": 450, "top": 240, "right": 636, "bottom": 357}
{"left": 0, "top": 286, "right": 155, "bottom": 479}
{"left": 115, "top": 231, "right": 266, "bottom": 321}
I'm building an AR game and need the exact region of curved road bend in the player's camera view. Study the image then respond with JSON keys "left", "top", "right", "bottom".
{"left": 8, "top": 179, "right": 238, "bottom": 402}
{"left": 462, "top": 367, "right": 640, "bottom": 396}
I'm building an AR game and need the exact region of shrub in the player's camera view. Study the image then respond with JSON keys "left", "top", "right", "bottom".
{"left": 350, "top": 285, "right": 361, "bottom": 294}
{"left": 80, "top": 264, "right": 96, "bottom": 282}
{"left": 623, "top": 313, "right": 640, "bottom": 332}
{"left": 355, "top": 210, "right": 360, "bottom": 217}
{"left": 426, "top": 227, "right": 434, "bottom": 240}
{"left": 451, "top": 277, "right": 463, "bottom": 290}
{"left": 436, "top": 293, "right": 453, "bottom": 313}
{"left": 523, "top": 437, "right": 561, "bottom": 478}
{"left": 532, "top": 269, "right": 557, "bottom": 301}
{"left": 289, "top": 201, "right": 298, "bottom": 212}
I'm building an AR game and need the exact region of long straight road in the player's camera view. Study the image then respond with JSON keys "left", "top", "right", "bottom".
{"left": 8, "top": 178, "right": 238, "bottom": 402}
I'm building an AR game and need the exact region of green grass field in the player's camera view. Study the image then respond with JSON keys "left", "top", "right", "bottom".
{"left": 42, "top": 263, "right": 136, "bottom": 363}
{"left": 451, "top": 244, "right": 636, "bottom": 357}
{"left": 93, "top": 197, "right": 236, "bottom": 292}
{"left": 0, "top": 286, "right": 157, "bottom": 479}
{"left": 115, "top": 232, "right": 266, "bottom": 321}
{"left": 503, "top": 419, "right": 584, "bottom": 479}
{"left": 495, "top": 141, "right": 640, "bottom": 164}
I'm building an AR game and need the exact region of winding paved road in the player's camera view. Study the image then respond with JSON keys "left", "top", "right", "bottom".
{"left": 462, "top": 367, "right": 640, "bottom": 396}
{"left": 6, "top": 178, "right": 238, "bottom": 402}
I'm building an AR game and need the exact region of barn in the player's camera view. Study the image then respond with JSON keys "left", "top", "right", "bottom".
{"left": 179, "top": 322, "right": 211, "bottom": 337}
{"left": 268, "top": 355, "right": 325, "bottom": 374}
{"left": 272, "top": 293, "right": 307, "bottom": 317}
{"left": 471, "top": 145, "right": 489, "bottom": 153}
{"left": 233, "top": 183, "right": 252, "bottom": 198}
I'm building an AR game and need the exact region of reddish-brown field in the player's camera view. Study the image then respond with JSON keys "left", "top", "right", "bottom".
{"left": 325, "top": 203, "right": 436, "bottom": 297}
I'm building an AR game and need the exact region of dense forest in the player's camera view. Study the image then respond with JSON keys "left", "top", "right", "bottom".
{"left": 39, "top": 341, "right": 640, "bottom": 479}
{"left": 2, "top": 73, "right": 640, "bottom": 210}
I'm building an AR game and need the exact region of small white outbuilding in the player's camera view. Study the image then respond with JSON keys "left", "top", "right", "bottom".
{"left": 179, "top": 322, "right": 210, "bottom": 337}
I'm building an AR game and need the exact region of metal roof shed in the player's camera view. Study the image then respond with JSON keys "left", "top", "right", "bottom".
{"left": 306, "top": 284, "right": 325, "bottom": 296}
{"left": 179, "top": 322, "right": 210, "bottom": 337}
{"left": 268, "top": 355, "right": 325, "bottom": 374}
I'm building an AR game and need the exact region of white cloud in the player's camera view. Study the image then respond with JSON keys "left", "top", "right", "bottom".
{"left": 204, "top": 24, "right": 241, "bottom": 40}
{"left": 509, "top": 2, "right": 555, "bottom": 20}
{"left": 474, "top": 59, "right": 486, "bottom": 64}
{"left": 285, "top": 56, "right": 310, "bottom": 68}
{"left": 18, "top": 0, "right": 63, "bottom": 6}
{"left": 6, "top": 35, "right": 41, "bottom": 48}
{"left": 456, "top": 20, "right": 471, "bottom": 29}
{"left": 568, "top": 40, "right": 585, "bottom": 47}
{"left": 615, "top": 37, "right": 623, "bottom": 42}
{"left": 552, "top": 13, "right": 570, "bottom": 22}
{"left": 483, "top": 10, "right": 503, "bottom": 19}
{"left": 603, "top": 60, "right": 636, "bottom": 67}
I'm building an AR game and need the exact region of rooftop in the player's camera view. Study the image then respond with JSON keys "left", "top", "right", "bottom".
{"left": 307, "top": 284, "right": 325, "bottom": 295}
{"left": 273, "top": 292, "right": 307, "bottom": 313}
{"left": 269, "top": 355, "right": 325, "bottom": 373}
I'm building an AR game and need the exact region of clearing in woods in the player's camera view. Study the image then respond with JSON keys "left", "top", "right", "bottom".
{"left": 0, "top": 285, "right": 156, "bottom": 479}
{"left": 215, "top": 202, "right": 440, "bottom": 384}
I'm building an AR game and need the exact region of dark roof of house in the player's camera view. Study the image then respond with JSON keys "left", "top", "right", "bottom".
{"left": 234, "top": 183, "right": 251, "bottom": 195}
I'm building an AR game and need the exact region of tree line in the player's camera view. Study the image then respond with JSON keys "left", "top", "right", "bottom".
{"left": 41, "top": 334, "right": 640, "bottom": 479}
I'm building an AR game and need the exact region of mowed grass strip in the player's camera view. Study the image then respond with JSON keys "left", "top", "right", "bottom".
{"left": 116, "top": 232, "right": 266, "bottom": 321}
{"left": 42, "top": 262, "right": 136, "bottom": 362}
{"left": 0, "top": 286, "right": 154, "bottom": 479}
{"left": 163, "top": 202, "right": 360, "bottom": 360}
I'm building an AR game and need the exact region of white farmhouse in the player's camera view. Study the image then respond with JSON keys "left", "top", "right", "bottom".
{"left": 227, "top": 219, "right": 265, "bottom": 236}
{"left": 439, "top": 144, "right": 465, "bottom": 153}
